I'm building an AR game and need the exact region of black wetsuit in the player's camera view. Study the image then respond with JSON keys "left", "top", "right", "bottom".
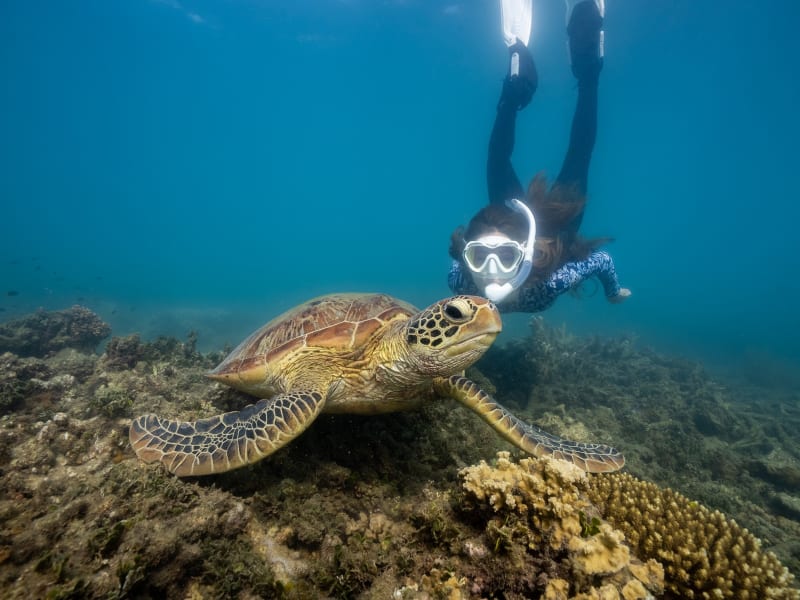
{"left": 487, "top": 0, "right": 603, "bottom": 237}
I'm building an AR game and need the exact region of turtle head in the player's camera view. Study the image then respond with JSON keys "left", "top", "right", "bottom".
{"left": 404, "top": 295, "right": 502, "bottom": 375}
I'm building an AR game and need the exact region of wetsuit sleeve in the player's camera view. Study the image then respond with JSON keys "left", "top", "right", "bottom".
{"left": 545, "top": 250, "right": 621, "bottom": 298}
{"left": 448, "top": 260, "right": 478, "bottom": 295}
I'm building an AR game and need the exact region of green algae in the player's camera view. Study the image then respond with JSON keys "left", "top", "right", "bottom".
{"left": 579, "top": 510, "right": 602, "bottom": 538}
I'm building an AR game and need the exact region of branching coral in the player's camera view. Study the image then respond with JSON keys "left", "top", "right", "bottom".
{"left": 586, "top": 472, "right": 799, "bottom": 599}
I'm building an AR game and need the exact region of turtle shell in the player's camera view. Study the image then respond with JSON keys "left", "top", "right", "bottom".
{"left": 207, "top": 293, "right": 417, "bottom": 389}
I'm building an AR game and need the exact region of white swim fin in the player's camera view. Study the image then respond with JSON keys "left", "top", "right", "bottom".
{"left": 500, "top": 0, "right": 532, "bottom": 76}
{"left": 501, "top": 0, "right": 532, "bottom": 47}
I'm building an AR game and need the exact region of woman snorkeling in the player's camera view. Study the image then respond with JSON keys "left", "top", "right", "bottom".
{"left": 448, "top": 0, "right": 631, "bottom": 312}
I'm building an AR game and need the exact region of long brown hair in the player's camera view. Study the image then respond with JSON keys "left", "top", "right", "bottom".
{"left": 449, "top": 172, "right": 612, "bottom": 284}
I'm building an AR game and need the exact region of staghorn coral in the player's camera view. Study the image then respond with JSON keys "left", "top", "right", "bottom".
{"left": 460, "top": 452, "right": 664, "bottom": 598}
{"left": 586, "top": 472, "right": 799, "bottom": 599}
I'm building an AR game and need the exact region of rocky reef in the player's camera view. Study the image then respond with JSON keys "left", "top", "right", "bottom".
{"left": 0, "top": 306, "right": 798, "bottom": 598}
{"left": 0, "top": 305, "right": 110, "bottom": 358}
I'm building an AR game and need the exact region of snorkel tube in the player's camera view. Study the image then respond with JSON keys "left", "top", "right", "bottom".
{"left": 483, "top": 198, "right": 536, "bottom": 304}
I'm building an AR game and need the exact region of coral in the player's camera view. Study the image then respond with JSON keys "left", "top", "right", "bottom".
{"left": 0, "top": 354, "right": 34, "bottom": 414}
{"left": 480, "top": 315, "right": 800, "bottom": 576}
{"left": 459, "top": 452, "right": 664, "bottom": 598}
{"left": 102, "top": 334, "right": 145, "bottom": 370}
{"left": 393, "top": 568, "right": 468, "bottom": 599}
{"left": 587, "top": 471, "right": 799, "bottom": 599}
{"left": 0, "top": 305, "right": 110, "bottom": 357}
{"left": 0, "top": 353, "right": 79, "bottom": 417}
{"left": 460, "top": 450, "right": 588, "bottom": 551}
{"left": 568, "top": 523, "right": 630, "bottom": 576}
{"left": 140, "top": 332, "right": 212, "bottom": 368}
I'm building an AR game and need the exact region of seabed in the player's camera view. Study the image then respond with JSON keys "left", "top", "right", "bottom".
{"left": 0, "top": 306, "right": 798, "bottom": 598}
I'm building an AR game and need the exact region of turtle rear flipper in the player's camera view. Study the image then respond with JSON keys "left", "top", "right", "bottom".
{"left": 129, "top": 390, "right": 326, "bottom": 476}
{"left": 434, "top": 375, "right": 625, "bottom": 473}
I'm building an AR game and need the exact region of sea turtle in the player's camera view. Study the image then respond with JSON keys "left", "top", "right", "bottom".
{"left": 130, "top": 293, "right": 624, "bottom": 476}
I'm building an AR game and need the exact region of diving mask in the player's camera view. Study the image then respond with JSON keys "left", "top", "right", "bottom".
{"left": 463, "top": 198, "right": 536, "bottom": 304}
{"left": 463, "top": 238, "right": 526, "bottom": 273}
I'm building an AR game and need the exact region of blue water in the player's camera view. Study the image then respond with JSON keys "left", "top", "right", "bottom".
{"left": 2, "top": 1, "right": 799, "bottom": 371}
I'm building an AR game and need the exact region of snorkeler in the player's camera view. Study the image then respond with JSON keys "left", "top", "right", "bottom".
{"left": 448, "top": 0, "right": 631, "bottom": 312}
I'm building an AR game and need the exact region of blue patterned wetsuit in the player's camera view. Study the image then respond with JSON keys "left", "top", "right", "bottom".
{"left": 448, "top": 250, "right": 621, "bottom": 313}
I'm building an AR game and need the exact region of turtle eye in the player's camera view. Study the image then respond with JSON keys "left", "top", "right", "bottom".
{"left": 444, "top": 304, "right": 462, "bottom": 319}
{"left": 443, "top": 299, "right": 471, "bottom": 323}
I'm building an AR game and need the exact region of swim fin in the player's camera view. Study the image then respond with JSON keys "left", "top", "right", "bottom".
{"left": 501, "top": 0, "right": 532, "bottom": 76}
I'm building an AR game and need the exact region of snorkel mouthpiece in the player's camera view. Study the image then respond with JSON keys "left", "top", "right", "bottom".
{"left": 484, "top": 198, "right": 536, "bottom": 303}
{"left": 484, "top": 282, "right": 516, "bottom": 303}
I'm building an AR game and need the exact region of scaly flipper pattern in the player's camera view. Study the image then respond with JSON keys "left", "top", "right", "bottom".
{"left": 434, "top": 375, "right": 625, "bottom": 473}
{"left": 129, "top": 390, "right": 326, "bottom": 476}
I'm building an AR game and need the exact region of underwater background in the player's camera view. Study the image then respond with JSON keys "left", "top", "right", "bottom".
{"left": 2, "top": 0, "right": 799, "bottom": 375}
{"left": 2, "top": 2, "right": 800, "bottom": 598}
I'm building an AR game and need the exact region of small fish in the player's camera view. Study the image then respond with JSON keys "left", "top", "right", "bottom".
{"left": 7, "top": 291, "right": 19, "bottom": 297}
{"left": 0, "top": 308, "right": 6, "bottom": 312}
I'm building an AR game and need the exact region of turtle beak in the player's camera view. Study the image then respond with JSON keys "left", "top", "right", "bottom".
{"left": 460, "top": 296, "right": 502, "bottom": 338}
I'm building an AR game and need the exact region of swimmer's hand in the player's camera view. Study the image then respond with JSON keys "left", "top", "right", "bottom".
{"left": 608, "top": 288, "right": 631, "bottom": 304}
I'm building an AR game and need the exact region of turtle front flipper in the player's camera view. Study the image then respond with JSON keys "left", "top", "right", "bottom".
{"left": 129, "top": 390, "right": 326, "bottom": 476}
{"left": 434, "top": 375, "right": 625, "bottom": 473}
